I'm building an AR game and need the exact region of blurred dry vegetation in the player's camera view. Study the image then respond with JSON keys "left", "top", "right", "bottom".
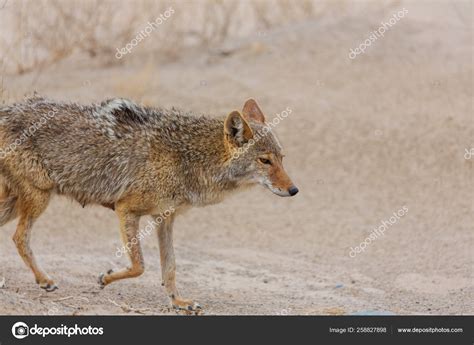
{"left": 0, "top": 0, "right": 346, "bottom": 77}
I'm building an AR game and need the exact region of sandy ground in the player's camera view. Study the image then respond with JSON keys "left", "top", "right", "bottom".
{"left": 0, "top": 1, "right": 473, "bottom": 315}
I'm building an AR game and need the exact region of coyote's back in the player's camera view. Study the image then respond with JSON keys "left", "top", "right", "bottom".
{"left": 0, "top": 96, "right": 223, "bottom": 207}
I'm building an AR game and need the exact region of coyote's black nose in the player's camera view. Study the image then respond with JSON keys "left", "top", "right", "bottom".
{"left": 288, "top": 186, "right": 299, "bottom": 196}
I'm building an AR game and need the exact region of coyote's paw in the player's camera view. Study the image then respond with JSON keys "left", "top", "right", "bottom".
{"left": 171, "top": 297, "right": 202, "bottom": 315}
{"left": 38, "top": 279, "right": 58, "bottom": 292}
{"left": 98, "top": 269, "right": 114, "bottom": 288}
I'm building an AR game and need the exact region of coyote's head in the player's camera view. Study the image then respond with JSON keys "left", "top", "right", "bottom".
{"left": 224, "top": 99, "right": 298, "bottom": 197}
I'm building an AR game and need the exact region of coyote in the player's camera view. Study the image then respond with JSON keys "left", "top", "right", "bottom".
{"left": 0, "top": 96, "right": 298, "bottom": 311}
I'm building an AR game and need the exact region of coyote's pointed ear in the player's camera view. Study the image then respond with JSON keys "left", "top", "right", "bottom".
{"left": 242, "top": 99, "right": 265, "bottom": 123}
{"left": 224, "top": 110, "right": 253, "bottom": 147}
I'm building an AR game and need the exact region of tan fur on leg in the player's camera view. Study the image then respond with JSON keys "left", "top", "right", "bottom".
{"left": 99, "top": 206, "right": 144, "bottom": 286}
{"left": 156, "top": 214, "right": 201, "bottom": 313}
{"left": 12, "top": 189, "right": 55, "bottom": 291}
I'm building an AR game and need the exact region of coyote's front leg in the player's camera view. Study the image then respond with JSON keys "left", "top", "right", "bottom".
{"left": 156, "top": 214, "right": 201, "bottom": 313}
{"left": 99, "top": 205, "right": 144, "bottom": 286}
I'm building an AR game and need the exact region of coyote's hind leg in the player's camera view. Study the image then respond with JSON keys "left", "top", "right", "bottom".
{"left": 12, "top": 189, "right": 56, "bottom": 291}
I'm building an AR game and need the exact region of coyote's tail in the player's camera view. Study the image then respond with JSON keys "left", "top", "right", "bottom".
{"left": 0, "top": 175, "right": 18, "bottom": 226}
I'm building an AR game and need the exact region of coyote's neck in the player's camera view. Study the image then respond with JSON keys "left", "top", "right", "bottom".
{"left": 170, "top": 118, "right": 250, "bottom": 206}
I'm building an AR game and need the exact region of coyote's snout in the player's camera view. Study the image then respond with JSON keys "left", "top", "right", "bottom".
{"left": 0, "top": 96, "right": 297, "bottom": 312}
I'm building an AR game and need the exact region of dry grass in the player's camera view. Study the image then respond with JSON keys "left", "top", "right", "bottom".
{"left": 0, "top": 0, "right": 142, "bottom": 74}
{"left": 0, "top": 0, "right": 352, "bottom": 75}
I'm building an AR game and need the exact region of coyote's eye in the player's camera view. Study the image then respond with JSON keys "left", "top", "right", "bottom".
{"left": 258, "top": 157, "right": 272, "bottom": 165}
